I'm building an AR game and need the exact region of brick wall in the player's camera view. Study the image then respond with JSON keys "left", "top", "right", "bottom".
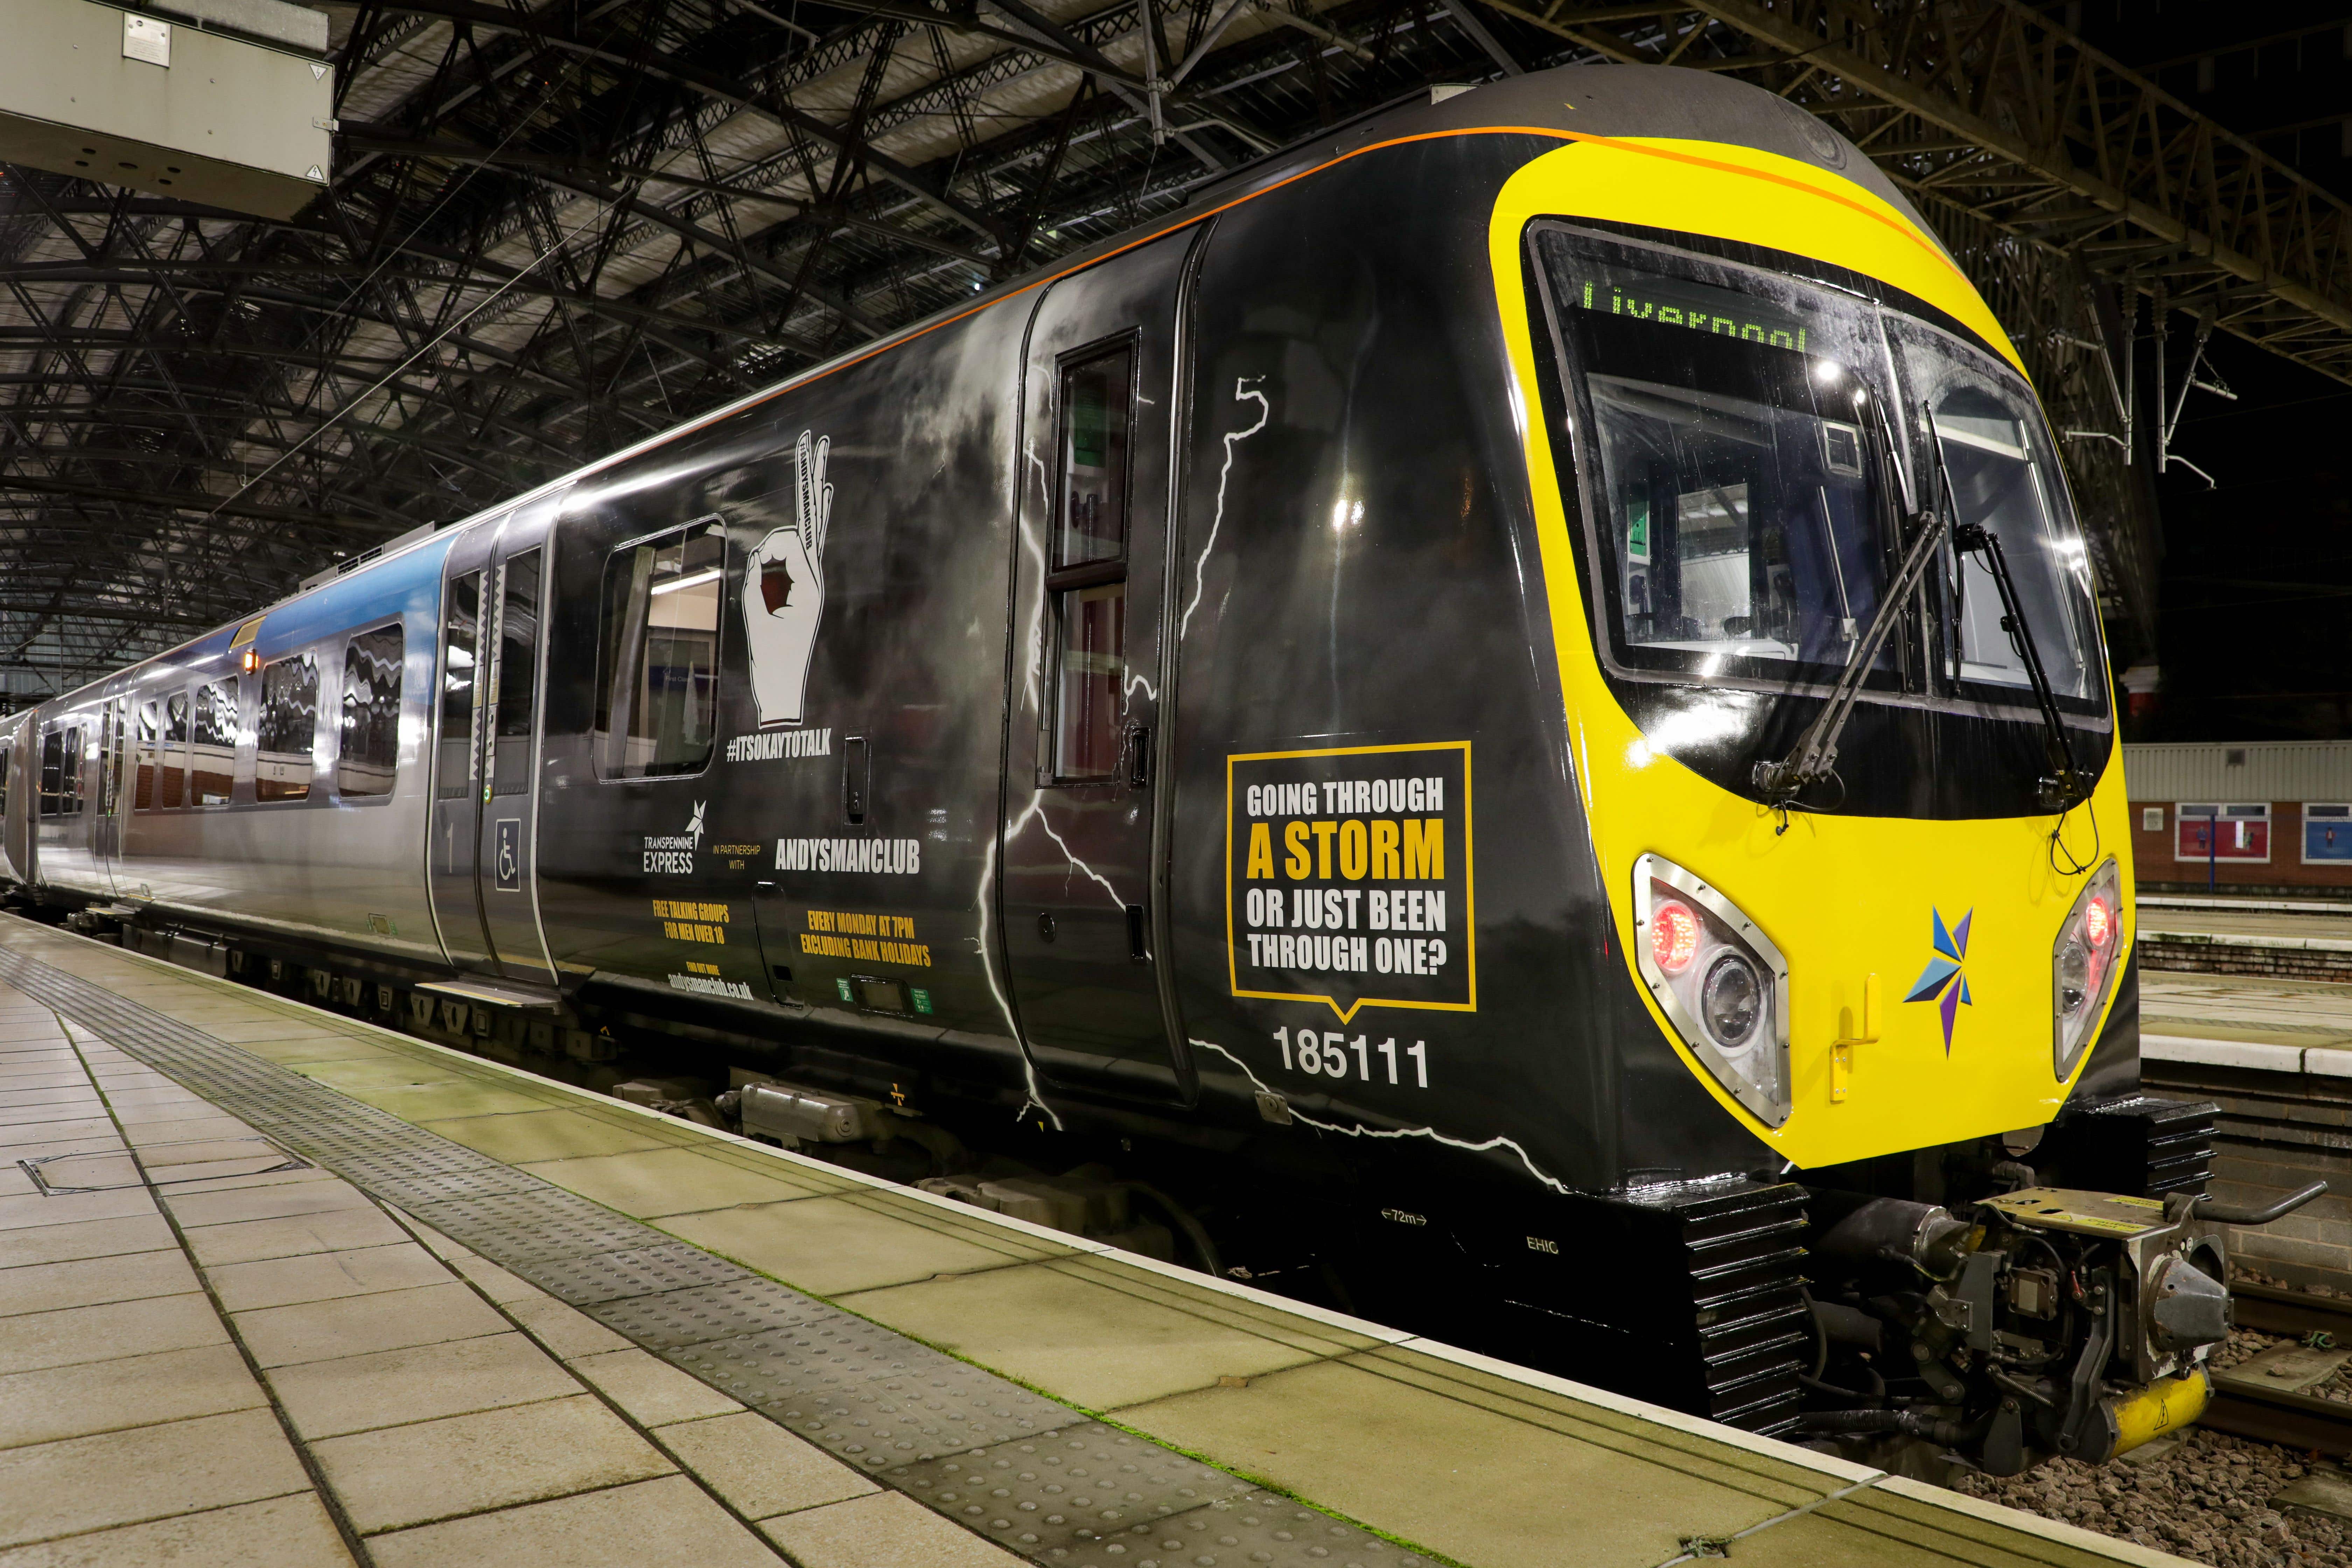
{"left": 2131, "top": 799, "right": 2352, "bottom": 894}
{"left": 2141, "top": 1060, "right": 2352, "bottom": 1291}
{"left": 2135, "top": 939, "right": 2352, "bottom": 983}
{"left": 2211, "top": 1142, "right": 2352, "bottom": 1290}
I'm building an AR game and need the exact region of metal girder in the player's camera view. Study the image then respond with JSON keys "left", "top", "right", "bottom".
{"left": 3, "top": 0, "right": 1483, "bottom": 689}
{"left": 1529, "top": 0, "right": 2352, "bottom": 387}
{"left": 365, "top": 0, "right": 1011, "bottom": 243}
{"left": 0, "top": 473, "right": 388, "bottom": 529}
{"left": 1474, "top": 0, "right": 2352, "bottom": 654}
{"left": 6, "top": 0, "right": 2344, "bottom": 692}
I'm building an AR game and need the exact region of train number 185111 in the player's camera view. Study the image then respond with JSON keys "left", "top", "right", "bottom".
{"left": 1274, "top": 1027, "right": 1428, "bottom": 1087}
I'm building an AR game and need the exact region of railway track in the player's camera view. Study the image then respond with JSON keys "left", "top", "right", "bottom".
{"left": 2204, "top": 1283, "right": 2352, "bottom": 1455}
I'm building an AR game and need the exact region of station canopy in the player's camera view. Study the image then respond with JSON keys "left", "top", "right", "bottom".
{"left": 2, "top": 0, "right": 2349, "bottom": 702}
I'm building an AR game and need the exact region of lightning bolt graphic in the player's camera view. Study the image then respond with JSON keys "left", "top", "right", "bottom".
{"left": 1179, "top": 378, "right": 1269, "bottom": 642}
{"left": 1184, "top": 1037, "right": 1572, "bottom": 1197}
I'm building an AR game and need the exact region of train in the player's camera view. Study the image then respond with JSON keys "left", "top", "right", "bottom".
{"left": 0, "top": 64, "right": 2301, "bottom": 1477}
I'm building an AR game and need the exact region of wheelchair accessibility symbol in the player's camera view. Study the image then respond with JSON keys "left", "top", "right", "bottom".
{"left": 494, "top": 819, "right": 522, "bottom": 892}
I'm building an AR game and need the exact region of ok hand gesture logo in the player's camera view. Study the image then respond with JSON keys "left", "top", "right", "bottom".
{"left": 742, "top": 430, "right": 832, "bottom": 726}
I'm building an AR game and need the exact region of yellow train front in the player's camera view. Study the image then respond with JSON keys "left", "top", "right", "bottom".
{"left": 1176, "top": 65, "right": 2297, "bottom": 1478}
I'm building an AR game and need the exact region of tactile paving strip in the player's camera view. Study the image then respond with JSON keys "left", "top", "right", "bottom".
{"left": 1072, "top": 1492, "right": 1429, "bottom": 1568}
{"left": 0, "top": 943, "right": 1405, "bottom": 1567}
{"left": 664, "top": 1318, "right": 1074, "bottom": 1463}
{"left": 889, "top": 1421, "right": 1258, "bottom": 1553}
{"left": 510, "top": 1240, "right": 749, "bottom": 1307}
{"left": 340, "top": 1160, "right": 550, "bottom": 1204}
{"left": 399, "top": 1191, "right": 653, "bottom": 1263}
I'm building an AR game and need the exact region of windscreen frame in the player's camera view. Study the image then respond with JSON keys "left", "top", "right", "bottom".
{"left": 1883, "top": 309, "right": 2110, "bottom": 715}
{"left": 1526, "top": 219, "right": 2113, "bottom": 730}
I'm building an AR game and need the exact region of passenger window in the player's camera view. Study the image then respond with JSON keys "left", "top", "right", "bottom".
{"left": 338, "top": 626, "right": 404, "bottom": 798}
{"left": 438, "top": 572, "right": 483, "bottom": 800}
{"left": 162, "top": 691, "right": 189, "bottom": 808}
{"left": 1049, "top": 344, "right": 1134, "bottom": 780}
{"left": 192, "top": 682, "right": 237, "bottom": 806}
{"left": 594, "top": 524, "right": 723, "bottom": 779}
{"left": 134, "top": 701, "right": 159, "bottom": 811}
{"left": 255, "top": 653, "right": 319, "bottom": 802}
{"left": 491, "top": 550, "right": 541, "bottom": 796}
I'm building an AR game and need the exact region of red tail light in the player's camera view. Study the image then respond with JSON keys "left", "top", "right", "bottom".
{"left": 1651, "top": 900, "right": 1700, "bottom": 974}
{"left": 2085, "top": 896, "right": 2113, "bottom": 950}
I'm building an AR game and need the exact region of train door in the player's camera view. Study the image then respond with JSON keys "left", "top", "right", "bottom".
{"left": 425, "top": 491, "right": 566, "bottom": 985}
{"left": 478, "top": 493, "right": 563, "bottom": 985}
{"left": 999, "top": 231, "right": 1200, "bottom": 1101}
{"left": 0, "top": 718, "right": 24, "bottom": 886}
{"left": 427, "top": 522, "right": 499, "bottom": 972}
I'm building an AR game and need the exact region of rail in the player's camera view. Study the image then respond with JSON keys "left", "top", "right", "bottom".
{"left": 2206, "top": 1283, "right": 2352, "bottom": 1455}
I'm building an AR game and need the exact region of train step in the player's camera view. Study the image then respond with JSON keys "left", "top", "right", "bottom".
{"left": 417, "top": 977, "right": 565, "bottom": 1011}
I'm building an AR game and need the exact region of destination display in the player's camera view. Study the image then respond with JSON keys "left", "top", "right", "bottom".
{"left": 1225, "top": 741, "right": 1475, "bottom": 1022}
{"left": 1570, "top": 264, "right": 1813, "bottom": 352}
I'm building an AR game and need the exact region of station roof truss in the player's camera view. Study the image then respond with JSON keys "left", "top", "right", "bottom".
{"left": 1, "top": 0, "right": 2347, "bottom": 698}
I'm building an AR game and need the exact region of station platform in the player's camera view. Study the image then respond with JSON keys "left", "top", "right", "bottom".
{"left": 2138, "top": 894, "right": 2352, "bottom": 985}
{"left": 2138, "top": 967, "right": 2352, "bottom": 1294}
{"left": 0, "top": 916, "right": 2185, "bottom": 1568}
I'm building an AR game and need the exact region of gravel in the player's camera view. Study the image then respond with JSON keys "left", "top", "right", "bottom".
{"left": 1947, "top": 1268, "right": 2352, "bottom": 1563}
{"left": 1951, "top": 1427, "right": 2345, "bottom": 1566}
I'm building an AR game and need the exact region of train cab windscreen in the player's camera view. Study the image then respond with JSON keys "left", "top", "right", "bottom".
{"left": 1530, "top": 227, "right": 2105, "bottom": 719}
{"left": 1891, "top": 318, "right": 2100, "bottom": 702}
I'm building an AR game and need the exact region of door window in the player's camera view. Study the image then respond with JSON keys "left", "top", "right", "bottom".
{"left": 96, "top": 700, "right": 120, "bottom": 818}
{"left": 1048, "top": 344, "right": 1135, "bottom": 781}
{"left": 595, "top": 524, "right": 724, "bottom": 780}
{"left": 492, "top": 550, "right": 542, "bottom": 796}
{"left": 1057, "top": 349, "right": 1133, "bottom": 567}
{"left": 192, "top": 682, "right": 237, "bottom": 806}
{"left": 162, "top": 691, "right": 189, "bottom": 808}
{"left": 134, "top": 701, "right": 159, "bottom": 810}
{"left": 99, "top": 702, "right": 125, "bottom": 818}
{"left": 339, "top": 626, "right": 404, "bottom": 798}
{"left": 256, "top": 653, "right": 319, "bottom": 802}
{"left": 438, "top": 572, "right": 483, "bottom": 800}
{"left": 37, "top": 728, "right": 65, "bottom": 817}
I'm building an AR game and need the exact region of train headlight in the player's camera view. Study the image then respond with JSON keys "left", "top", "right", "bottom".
{"left": 2053, "top": 858, "right": 2124, "bottom": 1080}
{"left": 1633, "top": 854, "right": 1791, "bottom": 1127}
{"left": 1701, "top": 954, "right": 1763, "bottom": 1047}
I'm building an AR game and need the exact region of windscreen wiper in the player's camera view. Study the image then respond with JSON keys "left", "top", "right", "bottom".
{"left": 1753, "top": 392, "right": 1940, "bottom": 807}
{"left": 1756, "top": 402, "right": 2093, "bottom": 815}
{"left": 1927, "top": 430, "right": 2092, "bottom": 813}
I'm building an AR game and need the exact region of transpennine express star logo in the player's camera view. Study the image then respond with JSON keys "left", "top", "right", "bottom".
{"left": 1905, "top": 909, "right": 1974, "bottom": 1054}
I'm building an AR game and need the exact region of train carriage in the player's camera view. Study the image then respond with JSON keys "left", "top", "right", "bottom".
{"left": 0, "top": 64, "right": 2294, "bottom": 1476}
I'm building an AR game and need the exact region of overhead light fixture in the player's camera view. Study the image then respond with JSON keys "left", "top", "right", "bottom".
{"left": 650, "top": 566, "right": 722, "bottom": 597}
